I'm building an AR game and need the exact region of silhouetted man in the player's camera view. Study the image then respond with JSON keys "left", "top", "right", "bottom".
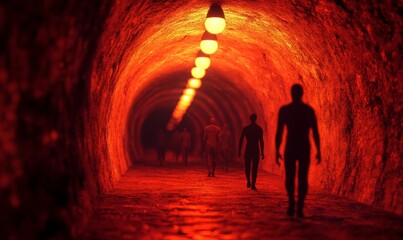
{"left": 170, "top": 129, "right": 181, "bottom": 162}
{"left": 275, "top": 84, "right": 321, "bottom": 218}
{"left": 203, "top": 117, "right": 221, "bottom": 177}
{"left": 155, "top": 129, "right": 168, "bottom": 166}
{"left": 180, "top": 128, "right": 191, "bottom": 165}
{"left": 238, "top": 114, "right": 264, "bottom": 190}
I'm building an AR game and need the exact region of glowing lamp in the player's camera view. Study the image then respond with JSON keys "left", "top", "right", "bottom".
{"left": 187, "top": 78, "right": 202, "bottom": 89}
{"left": 180, "top": 94, "right": 193, "bottom": 104}
{"left": 175, "top": 103, "right": 187, "bottom": 111}
{"left": 205, "top": 4, "right": 226, "bottom": 34}
{"left": 172, "top": 112, "right": 183, "bottom": 121}
{"left": 173, "top": 108, "right": 185, "bottom": 117}
{"left": 200, "top": 31, "right": 218, "bottom": 54}
{"left": 177, "top": 101, "right": 191, "bottom": 110}
{"left": 183, "top": 88, "right": 196, "bottom": 97}
{"left": 191, "top": 67, "right": 206, "bottom": 79}
{"left": 195, "top": 51, "right": 211, "bottom": 69}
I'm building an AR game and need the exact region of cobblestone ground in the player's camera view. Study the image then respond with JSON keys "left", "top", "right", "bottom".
{"left": 80, "top": 162, "right": 403, "bottom": 240}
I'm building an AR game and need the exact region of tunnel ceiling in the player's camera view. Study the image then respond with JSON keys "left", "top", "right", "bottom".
{"left": 83, "top": 0, "right": 402, "bottom": 215}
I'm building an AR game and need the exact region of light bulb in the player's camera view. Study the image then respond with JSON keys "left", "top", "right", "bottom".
{"left": 183, "top": 88, "right": 196, "bottom": 97}
{"left": 205, "top": 4, "right": 226, "bottom": 34}
{"left": 200, "top": 31, "right": 218, "bottom": 54}
{"left": 200, "top": 40, "right": 218, "bottom": 54}
{"left": 191, "top": 67, "right": 205, "bottom": 79}
{"left": 187, "top": 78, "right": 202, "bottom": 89}
{"left": 195, "top": 51, "right": 211, "bottom": 69}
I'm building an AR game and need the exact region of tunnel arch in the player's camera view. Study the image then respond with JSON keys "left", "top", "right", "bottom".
{"left": 125, "top": 67, "right": 262, "bottom": 163}
{"left": 4, "top": 0, "right": 402, "bottom": 238}
{"left": 85, "top": 0, "right": 402, "bottom": 216}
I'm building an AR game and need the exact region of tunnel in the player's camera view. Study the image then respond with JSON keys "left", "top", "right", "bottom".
{"left": 1, "top": 0, "right": 402, "bottom": 238}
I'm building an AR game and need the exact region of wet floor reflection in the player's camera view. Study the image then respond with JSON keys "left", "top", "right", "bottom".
{"left": 81, "top": 164, "right": 403, "bottom": 239}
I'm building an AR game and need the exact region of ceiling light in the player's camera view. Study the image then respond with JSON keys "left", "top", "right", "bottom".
{"left": 205, "top": 4, "right": 225, "bottom": 34}
{"left": 200, "top": 31, "right": 218, "bottom": 54}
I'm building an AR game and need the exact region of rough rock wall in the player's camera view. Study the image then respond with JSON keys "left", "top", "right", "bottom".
{"left": 1, "top": 0, "right": 113, "bottom": 238}
{"left": 295, "top": 0, "right": 403, "bottom": 215}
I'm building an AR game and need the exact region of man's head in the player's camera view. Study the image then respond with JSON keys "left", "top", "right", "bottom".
{"left": 250, "top": 113, "right": 257, "bottom": 123}
{"left": 209, "top": 116, "right": 216, "bottom": 124}
{"left": 291, "top": 84, "right": 303, "bottom": 102}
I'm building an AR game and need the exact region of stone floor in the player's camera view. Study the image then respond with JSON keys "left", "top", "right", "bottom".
{"left": 80, "top": 162, "right": 403, "bottom": 239}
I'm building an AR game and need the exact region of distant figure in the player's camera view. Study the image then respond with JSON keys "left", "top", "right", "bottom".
{"left": 219, "top": 124, "right": 232, "bottom": 171}
{"left": 180, "top": 128, "right": 191, "bottom": 165}
{"left": 203, "top": 117, "right": 221, "bottom": 177}
{"left": 170, "top": 129, "right": 181, "bottom": 162}
{"left": 155, "top": 129, "right": 168, "bottom": 166}
{"left": 275, "top": 84, "right": 321, "bottom": 218}
{"left": 238, "top": 114, "right": 264, "bottom": 190}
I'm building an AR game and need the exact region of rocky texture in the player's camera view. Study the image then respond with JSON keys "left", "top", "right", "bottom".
{"left": 1, "top": 0, "right": 402, "bottom": 238}
{"left": 1, "top": 0, "right": 113, "bottom": 238}
{"left": 81, "top": 164, "right": 403, "bottom": 239}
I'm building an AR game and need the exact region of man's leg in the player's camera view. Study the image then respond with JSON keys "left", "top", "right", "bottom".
{"left": 244, "top": 153, "right": 252, "bottom": 188}
{"left": 251, "top": 155, "right": 259, "bottom": 190}
{"left": 184, "top": 149, "right": 188, "bottom": 165}
{"left": 285, "top": 154, "right": 296, "bottom": 216}
{"left": 211, "top": 149, "right": 217, "bottom": 176}
{"left": 157, "top": 148, "right": 162, "bottom": 165}
{"left": 207, "top": 148, "right": 212, "bottom": 176}
{"left": 297, "top": 157, "right": 310, "bottom": 217}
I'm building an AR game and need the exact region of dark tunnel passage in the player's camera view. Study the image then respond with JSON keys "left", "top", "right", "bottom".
{"left": 127, "top": 68, "right": 260, "bottom": 163}
{"left": 1, "top": 0, "right": 402, "bottom": 238}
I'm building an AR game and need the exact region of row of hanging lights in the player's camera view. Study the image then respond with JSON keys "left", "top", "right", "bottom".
{"left": 167, "top": 4, "right": 225, "bottom": 131}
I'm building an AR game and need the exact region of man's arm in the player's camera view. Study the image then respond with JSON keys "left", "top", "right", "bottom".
{"left": 312, "top": 110, "right": 321, "bottom": 164}
{"left": 259, "top": 128, "right": 264, "bottom": 160}
{"left": 238, "top": 128, "right": 245, "bottom": 157}
{"left": 275, "top": 108, "right": 285, "bottom": 166}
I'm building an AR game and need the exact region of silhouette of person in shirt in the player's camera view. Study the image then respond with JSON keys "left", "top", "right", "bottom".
{"left": 275, "top": 84, "right": 321, "bottom": 218}
{"left": 155, "top": 129, "right": 168, "bottom": 166}
{"left": 203, "top": 117, "right": 221, "bottom": 177}
{"left": 238, "top": 114, "right": 264, "bottom": 190}
{"left": 170, "top": 129, "right": 181, "bottom": 162}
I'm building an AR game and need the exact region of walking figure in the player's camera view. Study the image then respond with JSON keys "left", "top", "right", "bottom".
{"left": 238, "top": 114, "right": 264, "bottom": 190}
{"left": 170, "top": 129, "right": 181, "bottom": 162}
{"left": 155, "top": 129, "right": 168, "bottom": 166}
{"left": 275, "top": 84, "right": 321, "bottom": 218}
{"left": 203, "top": 117, "right": 221, "bottom": 177}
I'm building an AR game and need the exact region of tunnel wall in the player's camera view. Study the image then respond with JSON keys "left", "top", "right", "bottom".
{"left": 1, "top": 0, "right": 117, "bottom": 238}
{"left": 1, "top": 0, "right": 402, "bottom": 238}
